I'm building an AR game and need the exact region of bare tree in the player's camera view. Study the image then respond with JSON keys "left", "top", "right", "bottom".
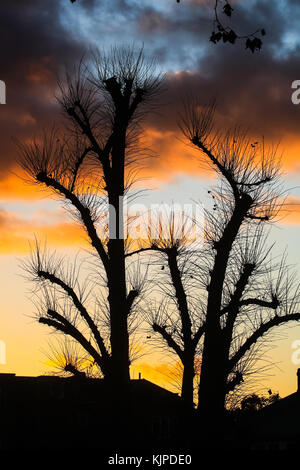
{"left": 139, "top": 211, "right": 205, "bottom": 408}
{"left": 18, "top": 46, "right": 162, "bottom": 389}
{"left": 179, "top": 103, "right": 300, "bottom": 422}
{"left": 43, "top": 337, "right": 101, "bottom": 379}
{"left": 138, "top": 103, "right": 300, "bottom": 417}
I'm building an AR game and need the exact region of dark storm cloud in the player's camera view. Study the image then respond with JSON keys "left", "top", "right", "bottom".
{"left": 1, "top": 0, "right": 300, "bottom": 183}
{"left": 145, "top": 46, "right": 300, "bottom": 142}
{"left": 0, "top": 0, "right": 85, "bottom": 178}
{"left": 141, "top": 0, "right": 300, "bottom": 145}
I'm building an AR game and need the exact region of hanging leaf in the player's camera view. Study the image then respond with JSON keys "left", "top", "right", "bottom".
{"left": 223, "top": 3, "right": 234, "bottom": 17}
{"left": 222, "top": 33, "right": 229, "bottom": 43}
{"left": 222, "top": 30, "right": 237, "bottom": 44}
{"left": 227, "top": 29, "right": 237, "bottom": 44}
{"left": 246, "top": 37, "right": 263, "bottom": 52}
{"left": 210, "top": 31, "right": 223, "bottom": 44}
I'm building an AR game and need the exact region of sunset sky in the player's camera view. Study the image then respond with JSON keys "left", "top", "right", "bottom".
{"left": 2, "top": 0, "right": 300, "bottom": 397}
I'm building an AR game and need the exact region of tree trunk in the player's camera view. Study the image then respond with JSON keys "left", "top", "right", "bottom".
{"left": 197, "top": 334, "right": 226, "bottom": 419}
{"left": 107, "top": 238, "right": 130, "bottom": 384}
{"left": 181, "top": 354, "right": 195, "bottom": 408}
{"left": 197, "top": 195, "right": 253, "bottom": 421}
{"left": 106, "top": 124, "right": 130, "bottom": 385}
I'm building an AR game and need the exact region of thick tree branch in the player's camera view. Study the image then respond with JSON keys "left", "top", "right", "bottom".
{"left": 229, "top": 313, "right": 300, "bottom": 370}
{"left": 37, "top": 270, "right": 110, "bottom": 361}
{"left": 67, "top": 106, "right": 112, "bottom": 181}
{"left": 128, "top": 88, "right": 145, "bottom": 120}
{"left": 36, "top": 172, "right": 109, "bottom": 273}
{"left": 64, "top": 363, "right": 87, "bottom": 378}
{"left": 225, "top": 371, "right": 244, "bottom": 394}
{"left": 246, "top": 214, "right": 269, "bottom": 221}
{"left": 103, "top": 77, "right": 123, "bottom": 105}
{"left": 152, "top": 322, "right": 184, "bottom": 361}
{"left": 125, "top": 244, "right": 171, "bottom": 258}
{"left": 39, "top": 309, "right": 110, "bottom": 375}
{"left": 239, "top": 296, "right": 279, "bottom": 309}
{"left": 167, "top": 248, "right": 193, "bottom": 349}
{"left": 238, "top": 177, "right": 271, "bottom": 188}
{"left": 205, "top": 193, "right": 253, "bottom": 331}
{"left": 191, "top": 138, "right": 240, "bottom": 201}
{"left": 70, "top": 146, "right": 93, "bottom": 192}
{"left": 125, "top": 289, "right": 139, "bottom": 317}
{"left": 192, "top": 324, "right": 205, "bottom": 349}
{"left": 223, "top": 263, "right": 256, "bottom": 324}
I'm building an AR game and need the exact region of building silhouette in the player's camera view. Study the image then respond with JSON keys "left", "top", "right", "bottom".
{"left": 0, "top": 373, "right": 193, "bottom": 450}
{"left": 240, "top": 369, "right": 300, "bottom": 450}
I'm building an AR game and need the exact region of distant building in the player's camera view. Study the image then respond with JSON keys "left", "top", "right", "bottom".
{"left": 0, "top": 373, "right": 193, "bottom": 450}
{"left": 243, "top": 369, "right": 300, "bottom": 450}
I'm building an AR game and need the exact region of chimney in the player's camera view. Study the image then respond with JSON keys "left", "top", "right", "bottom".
{"left": 297, "top": 368, "right": 300, "bottom": 393}
{"left": 139, "top": 372, "right": 141, "bottom": 380}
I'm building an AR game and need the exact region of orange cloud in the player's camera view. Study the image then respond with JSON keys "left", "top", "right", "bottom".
{"left": 1, "top": 127, "right": 300, "bottom": 204}
{"left": 0, "top": 210, "right": 87, "bottom": 254}
{"left": 278, "top": 195, "right": 300, "bottom": 225}
{"left": 135, "top": 127, "right": 213, "bottom": 185}
{"left": 138, "top": 127, "right": 300, "bottom": 184}
{"left": 280, "top": 137, "right": 300, "bottom": 171}
{"left": 0, "top": 173, "right": 45, "bottom": 200}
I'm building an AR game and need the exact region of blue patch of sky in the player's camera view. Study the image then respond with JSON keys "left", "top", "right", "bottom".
{"left": 284, "top": 174, "right": 300, "bottom": 195}
{"left": 135, "top": 173, "right": 210, "bottom": 207}
{"left": 58, "top": 0, "right": 208, "bottom": 73}
{"left": 57, "top": 0, "right": 300, "bottom": 70}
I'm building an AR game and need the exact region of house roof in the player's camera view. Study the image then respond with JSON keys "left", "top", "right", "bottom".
{"left": 0, "top": 373, "right": 184, "bottom": 414}
{"left": 246, "top": 390, "right": 300, "bottom": 440}
{"left": 0, "top": 373, "right": 192, "bottom": 450}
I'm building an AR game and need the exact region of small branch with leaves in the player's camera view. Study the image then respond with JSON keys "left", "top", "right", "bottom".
{"left": 210, "top": 0, "right": 266, "bottom": 52}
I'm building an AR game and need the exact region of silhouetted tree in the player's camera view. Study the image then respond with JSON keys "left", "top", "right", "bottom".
{"left": 142, "top": 207, "right": 292, "bottom": 410}
{"left": 239, "top": 391, "right": 280, "bottom": 414}
{"left": 179, "top": 103, "right": 300, "bottom": 423}
{"left": 43, "top": 337, "right": 101, "bottom": 378}
{"left": 18, "top": 46, "right": 162, "bottom": 389}
{"left": 137, "top": 103, "right": 300, "bottom": 414}
{"left": 139, "top": 211, "right": 204, "bottom": 408}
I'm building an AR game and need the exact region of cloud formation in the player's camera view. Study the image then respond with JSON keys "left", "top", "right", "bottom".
{"left": 0, "top": 0, "right": 84, "bottom": 179}
{"left": 1, "top": 1, "right": 300, "bottom": 195}
{"left": 0, "top": 207, "right": 86, "bottom": 254}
